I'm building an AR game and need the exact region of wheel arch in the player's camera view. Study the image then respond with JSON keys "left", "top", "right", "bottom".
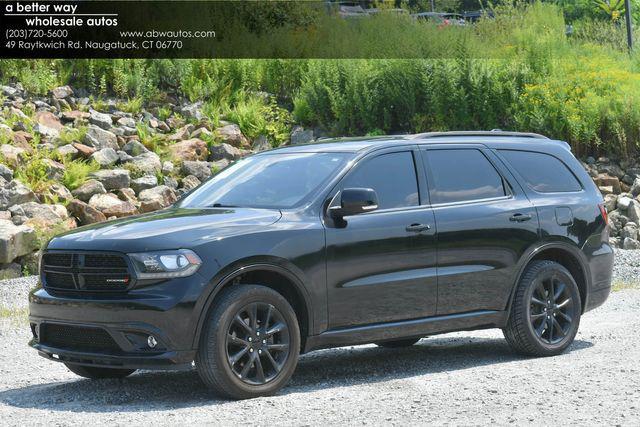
{"left": 193, "top": 257, "right": 314, "bottom": 351}
{"left": 507, "top": 242, "right": 591, "bottom": 315}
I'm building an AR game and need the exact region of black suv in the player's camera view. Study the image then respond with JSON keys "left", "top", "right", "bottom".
{"left": 29, "top": 131, "right": 613, "bottom": 399}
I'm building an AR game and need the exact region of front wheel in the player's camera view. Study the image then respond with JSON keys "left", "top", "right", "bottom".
{"left": 196, "top": 285, "right": 300, "bottom": 399}
{"left": 64, "top": 363, "right": 136, "bottom": 379}
{"left": 503, "top": 260, "right": 581, "bottom": 357}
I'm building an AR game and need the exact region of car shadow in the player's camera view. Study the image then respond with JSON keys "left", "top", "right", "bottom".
{"left": 0, "top": 336, "right": 593, "bottom": 412}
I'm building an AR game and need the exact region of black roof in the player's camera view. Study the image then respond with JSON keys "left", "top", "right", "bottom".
{"left": 269, "top": 131, "right": 570, "bottom": 154}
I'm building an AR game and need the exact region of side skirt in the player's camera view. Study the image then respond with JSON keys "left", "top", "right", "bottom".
{"left": 303, "top": 310, "right": 508, "bottom": 353}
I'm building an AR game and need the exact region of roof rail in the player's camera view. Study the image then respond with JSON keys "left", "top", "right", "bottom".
{"left": 409, "top": 130, "right": 549, "bottom": 140}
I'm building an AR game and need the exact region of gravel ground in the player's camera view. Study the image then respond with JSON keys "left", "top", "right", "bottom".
{"left": 1, "top": 252, "right": 639, "bottom": 426}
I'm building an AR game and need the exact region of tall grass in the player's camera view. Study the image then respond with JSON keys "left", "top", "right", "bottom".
{"left": 2, "top": 2, "right": 640, "bottom": 153}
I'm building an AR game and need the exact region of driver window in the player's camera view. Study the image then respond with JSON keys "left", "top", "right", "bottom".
{"left": 342, "top": 151, "right": 419, "bottom": 210}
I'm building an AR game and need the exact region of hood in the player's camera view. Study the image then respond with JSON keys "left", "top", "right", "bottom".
{"left": 48, "top": 207, "right": 282, "bottom": 253}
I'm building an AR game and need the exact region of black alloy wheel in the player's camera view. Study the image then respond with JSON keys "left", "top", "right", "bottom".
{"left": 226, "top": 302, "right": 290, "bottom": 385}
{"left": 529, "top": 274, "right": 575, "bottom": 345}
{"left": 196, "top": 284, "right": 300, "bottom": 399}
{"left": 503, "top": 260, "right": 581, "bottom": 357}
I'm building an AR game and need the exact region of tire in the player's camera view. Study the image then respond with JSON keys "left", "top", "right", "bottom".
{"left": 196, "top": 284, "right": 301, "bottom": 400}
{"left": 503, "top": 260, "right": 581, "bottom": 357}
{"left": 375, "top": 338, "right": 421, "bottom": 348}
{"left": 64, "top": 363, "right": 135, "bottom": 379}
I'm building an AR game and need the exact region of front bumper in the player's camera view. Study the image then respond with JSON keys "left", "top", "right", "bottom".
{"left": 28, "top": 273, "right": 209, "bottom": 370}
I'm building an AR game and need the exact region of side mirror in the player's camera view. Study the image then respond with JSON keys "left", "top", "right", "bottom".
{"left": 329, "top": 188, "right": 379, "bottom": 218}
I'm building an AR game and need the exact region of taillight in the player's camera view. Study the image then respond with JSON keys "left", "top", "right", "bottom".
{"left": 598, "top": 203, "right": 608, "bottom": 225}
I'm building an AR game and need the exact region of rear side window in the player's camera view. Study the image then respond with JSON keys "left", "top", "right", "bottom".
{"left": 499, "top": 150, "right": 582, "bottom": 193}
{"left": 424, "top": 149, "right": 506, "bottom": 204}
{"left": 343, "top": 152, "right": 419, "bottom": 210}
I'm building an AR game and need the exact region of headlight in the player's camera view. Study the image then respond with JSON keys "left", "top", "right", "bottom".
{"left": 128, "top": 249, "right": 202, "bottom": 279}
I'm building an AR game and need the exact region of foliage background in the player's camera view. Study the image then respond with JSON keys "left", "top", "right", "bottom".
{"left": 2, "top": 2, "right": 640, "bottom": 155}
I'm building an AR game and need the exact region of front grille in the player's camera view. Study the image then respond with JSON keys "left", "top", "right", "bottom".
{"left": 42, "top": 253, "right": 72, "bottom": 267}
{"left": 40, "top": 324, "right": 121, "bottom": 353}
{"left": 42, "top": 251, "right": 132, "bottom": 293}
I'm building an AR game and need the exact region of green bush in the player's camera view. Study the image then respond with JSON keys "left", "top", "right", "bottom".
{"left": 61, "top": 160, "right": 100, "bottom": 191}
{"left": 2, "top": 2, "right": 640, "bottom": 154}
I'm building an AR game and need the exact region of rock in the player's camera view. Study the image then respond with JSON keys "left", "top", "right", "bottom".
{"left": 11, "top": 202, "right": 68, "bottom": 228}
{"left": 181, "top": 175, "right": 201, "bottom": 191}
{"left": 43, "top": 159, "right": 65, "bottom": 180}
{"left": 61, "top": 110, "right": 90, "bottom": 122}
{"left": 67, "top": 199, "right": 107, "bottom": 225}
{"left": 169, "top": 138, "right": 208, "bottom": 162}
{"left": 630, "top": 178, "right": 640, "bottom": 197}
{"left": 181, "top": 102, "right": 204, "bottom": 121}
{"left": 209, "top": 143, "right": 242, "bottom": 161}
{"left": 168, "top": 124, "right": 193, "bottom": 141}
{"left": 164, "top": 176, "right": 179, "bottom": 190}
{"left": 17, "top": 251, "right": 41, "bottom": 275}
{"left": 0, "top": 164, "right": 13, "bottom": 181}
{"left": 617, "top": 196, "right": 633, "bottom": 210}
{"left": 0, "top": 219, "right": 37, "bottom": 264}
{"left": 13, "top": 131, "right": 34, "bottom": 148}
{"left": 0, "top": 211, "right": 10, "bottom": 221}
{"left": 1, "top": 85, "right": 18, "bottom": 97}
{"left": 89, "top": 110, "right": 113, "bottom": 130}
{"left": 130, "top": 152, "right": 161, "bottom": 174}
{"left": 599, "top": 163, "right": 625, "bottom": 179}
{"left": 0, "top": 180, "right": 39, "bottom": 210}
{"left": 122, "top": 139, "right": 148, "bottom": 156}
{"left": 252, "top": 135, "right": 272, "bottom": 152}
{"left": 89, "top": 169, "right": 131, "bottom": 190}
{"left": 138, "top": 185, "right": 178, "bottom": 213}
{"left": 211, "top": 159, "right": 229, "bottom": 172}
{"left": 191, "top": 127, "right": 212, "bottom": 139}
{"left": 117, "top": 188, "right": 139, "bottom": 206}
{"left": 88, "top": 193, "right": 137, "bottom": 218}
{"left": 0, "top": 262, "right": 22, "bottom": 279}
{"left": 290, "top": 125, "right": 314, "bottom": 145}
{"left": 181, "top": 161, "right": 212, "bottom": 181}
{"left": 627, "top": 201, "right": 640, "bottom": 224}
{"left": 72, "top": 142, "right": 97, "bottom": 158}
{"left": 215, "top": 124, "right": 249, "bottom": 148}
{"left": 0, "top": 145, "right": 25, "bottom": 167}
{"left": 56, "top": 144, "right": 79, "bottom": 158}
{"left": 83, "top": 125, "right": 118, "bottom": 150}
{"left": 604, "top": 194, "right": 617, "bottom": 213}
{"left": 131, "top": 175, "right": 158, "bottom": 194}
{"left": 41, "top": 183, "right": 73, "bottom": 204}
{"left": 117, "top": 150, "right": 133, "bottom": 163}
{"left": 161, "top": 161, "right": 174, "bottom": 175}
{"left": 51, "top": 85, "right": 73, "bottom": 99}
{"left": 621, "top": 222, "right": 639, "bottom": 240}
{"left": 90, "top": 147, "right": 119, "bottom": 167}
{"left": 117, "top": 117, "right": 136, "bottom": 128}
{"left": 599, "top": 185, "right": 614, "bottom": 195}
{"left": 35, "top": 111, "right": 63, "bottom": 131}
{"left": 623, "top": 237, "right": 640, "bottom": 250}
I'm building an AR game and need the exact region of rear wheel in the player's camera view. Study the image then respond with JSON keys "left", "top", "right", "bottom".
{"left": 196, "top": 285, "right": 300, "bottom": 399}
{"left": 375, "top": 338, "right": 421, "bottom": 348}
{"left": 503, "top": 260, "right": 581, "bottom": 357}
{"left": 64, "top": 363, "right": 135, "bottom": 379}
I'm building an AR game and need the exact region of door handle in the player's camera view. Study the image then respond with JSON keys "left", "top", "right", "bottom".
{"left": 510, "top": 213, "right": 533, "bottom": 222}
{"left": 406, "top": 223, "right": 431, "bottom": 233}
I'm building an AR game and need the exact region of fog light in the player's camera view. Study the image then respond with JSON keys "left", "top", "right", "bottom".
{"left": 147, "top": 335, "right": 158, "bottom": 348}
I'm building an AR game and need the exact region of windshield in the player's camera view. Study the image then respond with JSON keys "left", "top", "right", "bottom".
{"left": 178, "top": 152, "right": 353, "bottom": 209}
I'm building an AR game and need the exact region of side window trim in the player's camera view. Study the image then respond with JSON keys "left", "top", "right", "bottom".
{"left": 421, "top": 146, "right": 513, "bottom": 207}
{"left": 335, "top": 148, "right": 423, "bottom": 214}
